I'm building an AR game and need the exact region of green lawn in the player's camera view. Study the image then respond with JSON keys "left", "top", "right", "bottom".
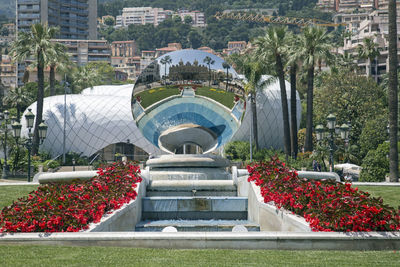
{"left": 355, "top": 185, "right": 400, "bottom": 208}
{"left": 0, "top": 245, "right": 399, "bottom": 266}
{"left": 135, "top": 86, "right": 237, "bottom": 109}
{"left": 0, "top": 185, "right": 39, "bottom": 209}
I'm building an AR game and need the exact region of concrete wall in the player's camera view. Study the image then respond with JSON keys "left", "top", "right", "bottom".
{"left": 237, "top": 176, "right": 311, "bottom": 232}
{"left": 87, "top": 181, "right": 146, "bottom": 232}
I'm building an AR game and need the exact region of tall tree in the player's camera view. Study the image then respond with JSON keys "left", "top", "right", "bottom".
{"left": 287, "top": 33, "right": 301, "bottom": 159}
{"left": 255, "top": 26, "right": 291, "bottom": 158}
{"left": 227, "top": 52, "right": 269, "bottom": 151}
{"left": 47, "top": 42, "right": 69, "bottom": 96}
{"left": 388, "top": 0, "right": 398, "bottom": 182}
{"left": 203, "top": 56, "right": 215, "bottom": 87}
{"left": 70, "top": 65, "right": 101, "bottom": 93}
{"left": 2, "top": 86, "right": 33, "bottom": 120}
{"left": 357, "top": 37, "right": 381, "bottom": 82}
{"left": 160, "top": 55, "right": 172, "bottom": 86}
{"left": 222, "top": 61, "right": 230, "bottom": 91}
{"left": 298, "top": 26, "right": 332, "bottom": 152}
{"left": 10, "top": 23, "right": 59, "bottom": 154}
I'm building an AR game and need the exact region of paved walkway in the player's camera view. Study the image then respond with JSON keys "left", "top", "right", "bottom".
{"left": 0, "top": 179, "right": 39, "bottom": 186}
{"left": 352, "top": 182, "right": 400, "bottom": 186}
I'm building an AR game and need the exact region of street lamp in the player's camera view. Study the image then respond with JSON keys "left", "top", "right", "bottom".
{"left": 2, "top": 110, "right": 10, "bottom": 179}
{"left": 315, "top": 114, "right": 351, "bottom": 172}
{"left": 11, "top": 109, "right": 47, "bottom": 182}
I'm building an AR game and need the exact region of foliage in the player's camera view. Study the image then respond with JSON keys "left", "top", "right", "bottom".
{"left": 0, "top": 162, "right": 142, "bottom": 232}
{"left": 248, "top": 157, "right": 400, "bottom": 231}
{"left": 224, "top": 141, "right": 250, "bottom": 161}
{"left": 360, "top": 142, "right": 390, "bottom": 182}
{"left": 314, "top": 70, "right": 387, "bottom": 160}
{"left": 359, "top": 113, "right": 388, "bottom": 159}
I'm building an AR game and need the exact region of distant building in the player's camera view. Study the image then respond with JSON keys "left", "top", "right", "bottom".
{"left": 52, "top": 39, "right": 110, "bottom": 66}
{"left": 0, "top": 55, "right": 17, "bottom": 89}
{"left": 197, "top": 46, "right": 215, "bottom": 55}
{"left": 224, "top": 41, "right": 247, "bottom": 55}
{"left": 177, "top": 10, "right": 206, "bottom": 27}
{"left": 111, "top": 41, "right": 140, "bottom": 80}
{"left": 116, "top": 7, "right": 169, "bottom": 27}
{"left": 17, "top": 0, "right": 97, "bottom": 40}
{"left": 140, "top": 50, "right": 157, "bottom": 75}
{"left": 155, "top": 43, "right": 182, "bottom": 57}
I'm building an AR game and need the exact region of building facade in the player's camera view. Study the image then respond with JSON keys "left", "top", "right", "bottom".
{"left": 0, "top": 55, "right": 17, "bottom": 89}
{"left": 111, "top": 40, "right": 140, "bottom": 80}
{"left": 116, "top": 7, "right": 169, "bottom": 27}
{"left": 177, "top": 10, "right": 206, "bottom": 27}
{"left": 17, "top": 0, "right": 97, "bottom": 40}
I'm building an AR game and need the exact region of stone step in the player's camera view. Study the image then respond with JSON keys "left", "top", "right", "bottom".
{"left": 146, "top": 180, "right": 237, "bottom": 197}
{"left": 135, "top": 220, "right": 260, "bottom": 232}
{"left": 142, "top": 196, "right": 248, "bottom": 220}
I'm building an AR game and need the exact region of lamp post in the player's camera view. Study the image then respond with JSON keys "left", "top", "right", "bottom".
{"left": 2, "top": 110, "right": 10, "bottom": 179}
{"left": 11, "top": 109, "right": 47, "bottom": 182}
{"left": 315, "top": 114, "right": 350, "bottom": 173}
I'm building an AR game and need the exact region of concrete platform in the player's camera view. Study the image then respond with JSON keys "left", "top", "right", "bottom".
{"left": 147, "top": 180, "right": 237, "bottom": 196}
{"left": 1, "top": 232, "right": 399, "bottom": 250}
{"left": 135, "top": 220, "right": 260, "bottom": 232}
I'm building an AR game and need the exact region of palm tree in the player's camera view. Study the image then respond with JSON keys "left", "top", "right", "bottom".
{"left": 203, "top": 56, "right": 215, "bottom": 87}
{"left": 255, "top": 26, "right": 291, "bottom": 158}
{"left": 298, "top": 26, "right": 332, "bottom": 152}
{"left": 47, "top": 42, "right": 70, "bottom": 96}
{"left": 222, "top": 61, "right": 230, "bottom": 91}
{"left": 227, "top": 52, "right": 269, "bottom": 151}
{"left": 160, "top": 55, "right": 172, "bottom": 86}
{"left": 388, "top": 0, "right": 399, "bottom": 182}
{"left": 287, "top": 33, "right": 301, "bottom": 159}
{"left": 10, "top": 23, "right": 59, "bottom": 154}
{"left": 70, "top": 65, "right": 101, "bottom": 93}
{"left": 357, "top": 37, "right": 381, "bottom": 82}
{"left": 2, "top": 86, "right": 33, "bottom": 120}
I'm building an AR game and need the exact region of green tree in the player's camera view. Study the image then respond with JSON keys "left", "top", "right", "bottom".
{"left": 203, "top": 56, "right": 215, "bottom": 87}
{"left": 2, "top": 86, "right": 34, "bottom": 120}
{"left": 184, "top": 15, "right": 193, "bottom": 24}
{"left": 360, "top": 142, "right": 390, "bottom": 182}
{"left": 10, "top": 23, "right": 59, "bottom": 154}
{"left": 104, "top": 17, "right": 115, "bottom": 26}
{"left": 359, "top": 113, "right": 388, "bottom": 159}
{"left": 314, "top": 70, "right": 387, "bottom": 161}
{"left": 357, "top": 37, "right": 381, "bottom": 82}
{"left": 388, "top": 0, "right": 399, "bottom": 182}
{"left": 255, "top": 26, "right": 291, "bottom": 158}
{"left": 222, "top": 61, "right": 230, "bottom": 91}
{"left": 227, "top": 52, "right": 269, "bottom": 150}
{"left": 160, "top": 55, "right": 172, "bottom": 85}
{"left": 70, "top": 65, "right": 101, "bottom": 93}
{"left": 47, "top": 42, "right": 70, "bottom": 96}
{"left": 188, "top": 30, "right": 202, "bottom": 49}
{"left": 298, "top": 26, "right": 332, "bottom": 152}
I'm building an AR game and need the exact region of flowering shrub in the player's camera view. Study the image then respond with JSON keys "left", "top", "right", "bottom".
{"left": 248, "top": 157, "right": 400, "bottom": 232}
{"left": 0, "top": 162, "right": 141, "bottom": 233}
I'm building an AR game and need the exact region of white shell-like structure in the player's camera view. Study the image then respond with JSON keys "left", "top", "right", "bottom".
{"left": 21, "top": 84, "right": 162, "bottom": 157}
{"left": 22, "top": 76, "right": 301, "bottom": 157}
{"left": 232, "top": 75, "right": 301, "bottom": 149}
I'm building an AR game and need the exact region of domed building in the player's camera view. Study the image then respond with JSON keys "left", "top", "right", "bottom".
{"left": 21, "top": 50, "right": 301, "bottom": 161}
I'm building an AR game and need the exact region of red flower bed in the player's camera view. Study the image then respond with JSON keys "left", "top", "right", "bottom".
{"left": 0, "top": 162, "right": 142, "bottom": 233}
{"left": 247, "top": 157, "right": 400, "bottom": 232}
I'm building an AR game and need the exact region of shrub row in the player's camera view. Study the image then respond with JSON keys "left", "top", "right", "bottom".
{"left": 0, "top": 162, "right": 142, "bottom": 232}
{"left": 247, "top": 157, "right": 400, "bottom": 232}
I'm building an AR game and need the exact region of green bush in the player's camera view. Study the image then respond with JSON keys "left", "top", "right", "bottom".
{"left": 360, "top": 142, "right": 389, "bottom": 182}
{"left": 43, "top": 160, "right": 60, "bottom": 170}
{"left": 224, "top": 141, "right": 250, "bottom": 161}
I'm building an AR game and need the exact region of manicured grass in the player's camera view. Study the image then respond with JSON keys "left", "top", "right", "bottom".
{"left": 135, "top": 86, "right": 237, "bottom": 109}
{"left": 0, "top": 245, "right": 399, "bottom": 266}
{"left": 0, "top": 185, "right": 39, "bottom": 209}
{"left": 195, "top": 86, "right": 236, "bottom": 109}
{"left": 135, "top": 87, "right": 179, "bottom": 108}
{"left": 355, "top": 185, "right": 400, "bottom": 209}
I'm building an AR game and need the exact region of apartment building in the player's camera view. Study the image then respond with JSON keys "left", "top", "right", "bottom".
{"left": 0, "top": 55, "right": 17, "bottom": 89}
{"left": 223, "top": 41, "right": 247, "bottom": 55}
{"left": 317, "top": 0, "right": 379, "bottom": 12}
{"left": 177, "top": 10, "right": 206, "bottom": 27}
{"left": 116, "top": 7, "right": 169, "bottom": 27}
{"left": 53, "top": 39, "right": 110, "bottom": 66}
{"left": 111, "top": 41, "right": 140, "bottom": 80}
{"left": 17, "top": 0, "right": 97, "bottom": 40}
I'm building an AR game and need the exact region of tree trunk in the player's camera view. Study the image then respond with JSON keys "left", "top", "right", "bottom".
{"left": 276, "top": 55, "right": 291, "bottom": 158}
{"left": 388, "top": 0, "right": 398, "bottom": 182}
{"left": 33, "top": 56, "right": 44, "bottom": 155}
{"left": 251, "top": 92, "right": 259, "bottom": 151}
{"left": 50, "top": 64, "right": 55, "bottom": 96}
{"left": 304, "top": 64, "right": 314, "bottom": 152}
{"left": 290, "top": 64, "right": 298, "bottom": 159}
{"left": 16, "top": 103, "right": 20, "bottom": 121}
